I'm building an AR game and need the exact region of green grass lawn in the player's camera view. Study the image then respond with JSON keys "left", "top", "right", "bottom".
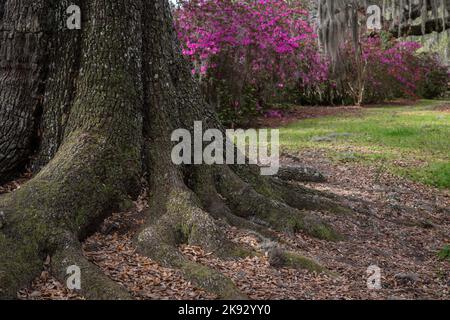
{"left": 279, "top": 100, "right": 450, "bottom": 189}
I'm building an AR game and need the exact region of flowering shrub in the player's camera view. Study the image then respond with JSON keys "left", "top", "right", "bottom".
{"left": 174, "top": 0, "right": 326, "bottom": 125}
{"left": 299, "top": 34, "right": 447, "bottom": 106}
{"left": 175, "top": 1, "right": 449, "bottom": 121}
{"left": 416, "top": 53, "right": 449, "bottom": 99}
{"left": 350, "top": 36, "right": 424, "bottom": 104}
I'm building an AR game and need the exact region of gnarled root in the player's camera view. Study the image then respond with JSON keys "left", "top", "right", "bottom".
{"left": 276, "top": 165, "right": 327, "bottom": 183}
{"left": 0, "top": 233, "right": 43, "bottom": 299}
{"left": 0, "top": 132, "right": 141, "bottom": 299}
{"left": 214, "top": 166, "right": 342, "bottom": 241}
{"left": 267, "top": 247, "right": 326, "bottom": 274}
{"left": 52, "top": 236, "right": 132, "bottom": 300}
{"left": 135, "top": 162, "right": 342, "bottom": 298}
{"left": 135, "top": 172, "right": 248, "bottom": 299}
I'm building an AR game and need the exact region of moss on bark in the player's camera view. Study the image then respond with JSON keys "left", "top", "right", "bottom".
{"left": 0, "top": 0, "right": 349, "bottom": 300}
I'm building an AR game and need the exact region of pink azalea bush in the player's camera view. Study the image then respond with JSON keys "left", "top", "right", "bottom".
{"left": 344, "top": 35, "right": 424, "bottom": 105}
{"left": 416, "top": 52, "right": 450, "bottom": 99}
{"left": 300, "top": 33, "right": 448, "bottom": 106}
{"left": 174, "top": 0, "right": 327, "bottom": 124}
{"left": 174, "top": 1, "right": 449, "bottom": 122}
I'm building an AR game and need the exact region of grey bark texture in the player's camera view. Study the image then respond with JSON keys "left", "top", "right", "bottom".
{"left": 0, "top": 0, "right": 353, "bottom": 299}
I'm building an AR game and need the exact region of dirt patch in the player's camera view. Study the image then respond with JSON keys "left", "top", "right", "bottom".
{"left": 433, "top": 104, "right": 450, "bottom": 112}
{"left": 252, "top": 106, "right": 364, "bottom": 128}
{"left": 277, "top": 149, "right": 449, "bottom": 299}
{"left": 364, "top": 99, "right": 421, "bottom": 108}
{"left": 250, "top": 99, "right": 439, "bottom": 129}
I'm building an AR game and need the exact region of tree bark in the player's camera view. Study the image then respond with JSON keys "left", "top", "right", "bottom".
{"left": 0, "top": 0, "right": 349, "bottom": 299}
{"left": 0, "top": 0, "right": 48, "bottom": 182}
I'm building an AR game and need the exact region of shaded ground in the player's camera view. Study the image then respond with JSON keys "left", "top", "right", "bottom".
{"left": 16, "top": 149, "right": 449, "bottom": 300}
{"left": 254, "top": 106, "right": 364, "bottom": 128}
{"left": 11, "top": 100, "right": 449, "bottom": 300}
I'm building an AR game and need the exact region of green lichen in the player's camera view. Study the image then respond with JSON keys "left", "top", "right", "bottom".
{"left": 228, "top": 245, "right": 258, "bottom": 259}
{"left": 0, "top": 233, "right": 42, "bottom": 299}
{"left": 309, "top": 224, "right": 343, "bottom": 242}
{"left": 283, "top": 213, "right": 342, "bottom": 242}
{"left": 283, "top": 251, "right": 326, "bottom": 274}
{"left": 327, "top": 203, "right": 354, "bottom": 216}
{"left": 181, "top": 261, "right": 247, "bottom": 299}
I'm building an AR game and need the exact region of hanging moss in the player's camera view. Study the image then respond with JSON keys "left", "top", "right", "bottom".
{"left": 318, "top": 0, "right": 450, "bottom": 66}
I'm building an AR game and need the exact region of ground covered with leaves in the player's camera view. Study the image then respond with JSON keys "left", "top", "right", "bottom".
{"left": 14, "top": 150, "right": 448, "bottom": 300}
{"left": 10, "top": 101, "right": 449, "bottom": 300}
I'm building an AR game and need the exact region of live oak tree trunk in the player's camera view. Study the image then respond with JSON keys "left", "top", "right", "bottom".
{"left": 0, "top": 0, "right": 348, "bottom": 299}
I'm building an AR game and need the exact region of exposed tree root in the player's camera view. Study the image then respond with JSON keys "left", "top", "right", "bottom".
{"left": 180, "top": 261, "right": 247, "bottom": 300}
{"left": 1, "top": 147, "right": 343, "bottom": 299}
{"left": 267, "top": 248, "right": 326, "bottom": 274}
{"left": 214, "top": 166, "right": 342, "bottom": 241}
{"left": 130, "top": 0, "right": 342, "bottom": 299}
{"left": 0, "top": 233, "right": 43, "bottom": 299}
{"left": 0, "top": 0, "right": 348, "bottom": 300}
{"left": 0, "top": 131, "right": 141, "bottom": 299}
{"left": 135, "top": 167, "right": 250, "bottom": 299}
{"left": 276, "top": 165, "right": 327, "bottom": 183}
{"left": 0, "top": 0, "right": 146, "bottom": 299}
{"left": 132, "top": 160, "right": 344, "bottom": 298}
{"left": 235, "top": 165, "right": 353, "bottom": 215}
{"left": 270, "top": 179, "right": 353, "bottom": 217}
{"left": 51, "top": 237, "right": 132, "bottom": 300}
{"left": 190, "top": 168, "right": 279, "bottom": 241}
